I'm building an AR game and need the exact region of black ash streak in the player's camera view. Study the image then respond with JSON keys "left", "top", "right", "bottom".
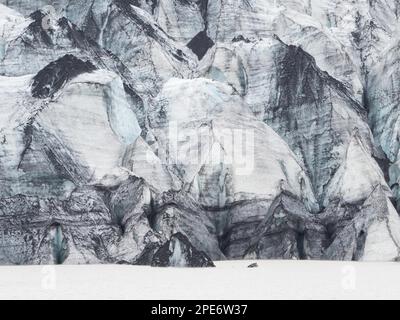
{"left": 31, "top": 55, "right": 96, "bottom": 99}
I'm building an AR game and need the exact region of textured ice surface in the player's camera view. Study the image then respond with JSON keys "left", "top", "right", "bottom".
{"left": 0, "top": 0, "right": 400, "bottom": 266}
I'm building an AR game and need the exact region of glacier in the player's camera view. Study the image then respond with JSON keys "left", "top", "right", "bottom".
{"left": 0, "top": 0, "right": 400, "bottom": 266}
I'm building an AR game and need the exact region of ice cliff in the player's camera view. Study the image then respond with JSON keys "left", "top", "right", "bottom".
{"left": 0, "top": 0, "right": 400, "bottom": 266}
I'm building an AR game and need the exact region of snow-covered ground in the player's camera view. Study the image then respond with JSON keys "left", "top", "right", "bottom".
{"left": 0, "top": 261, "right": 399, "bottom": 300}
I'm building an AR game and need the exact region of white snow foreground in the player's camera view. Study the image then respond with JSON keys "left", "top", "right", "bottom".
{"left": 0, "top": 261, "right": 399, "bottom": 300}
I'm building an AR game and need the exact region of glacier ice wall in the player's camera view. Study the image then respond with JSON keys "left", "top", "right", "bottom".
{"left": 0, "top": 0, "right": 400, "bottom": 266}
